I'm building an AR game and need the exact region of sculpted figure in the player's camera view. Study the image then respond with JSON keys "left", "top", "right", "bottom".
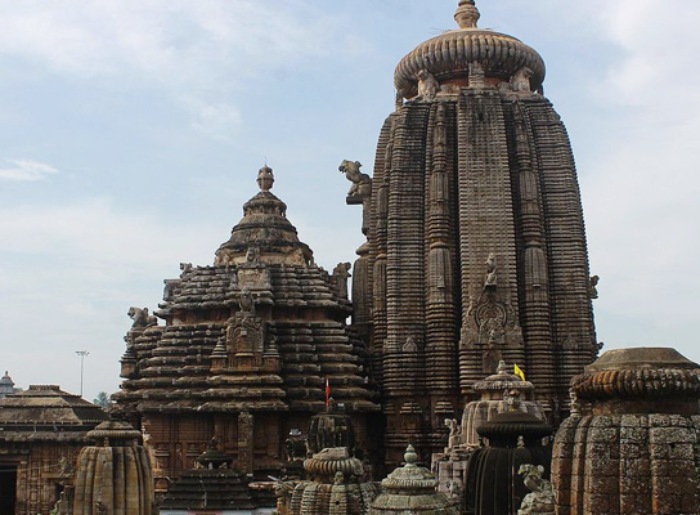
{"left": 416, "top": 69, "right": 439, "bottom": 99}
{"left": 588, "top": 275, "right": 599, "bottom": 299}
{"left": 485, "top": 252, "right": 497, "bottom": 286}
{"left": 246, "top": 246, "right": 260, "bottom": 263}
{"left": 517, "top": 464, "right": 555, "bottom": 514}
{"left": 511, "top": 67, "right": 534, "bottom": 93}
{"left": 444, "top": 418, "right": 462, "bottom": 449}
{"left": 338, "top": 160, "right": 371, "bottom": 197}
{"left": 128, "top": 306, "right": 157, "bottom": 328}
{"left": 502, "top": 388, "right": 522, "bottom": 412}
{"left": 238, "top": 289, "right": 255, "bottom": 316}
{"left": 402, "top": 335, "right": 418, "bottom": 352}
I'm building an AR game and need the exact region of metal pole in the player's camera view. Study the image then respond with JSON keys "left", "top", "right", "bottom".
{"left": 75, "top": 351, "right": 89, "bottom": 397}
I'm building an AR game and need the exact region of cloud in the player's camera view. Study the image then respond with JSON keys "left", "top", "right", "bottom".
{"left": 0, "top": 197, "right": 227, "bottom": 398}
{"left": 0, "top": 158, "right": 58, "bottom": 181}
{"left": 0, "top": 197, "right": 222, "bottom": 266}
{"left": 179, "top": 96, "right": 242, "bottom": 141}
{"left": 576, "top": 0, "right": 700, "bottom": 356}
{"left": 597, "top": 0, "right": 700, "bottom": 107}
{"left": 0, "top": 1, "right": 339, "bottom": 88}
{"left": 0, "top": 1, "right": 343, "bottom": 142}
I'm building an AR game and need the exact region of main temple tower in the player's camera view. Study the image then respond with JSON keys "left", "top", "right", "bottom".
{"left": 350, "top": 0, "right": 597, "bottom": 465}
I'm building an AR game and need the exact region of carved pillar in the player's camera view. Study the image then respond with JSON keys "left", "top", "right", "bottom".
{"left": 237, "top": 411, "right": 254, "bottom": 475}
{"left": 425, "top": 102, "right": 458, "bottom": 397}
{"left": 351, "top": 244, "right": 370, "bottom": 334}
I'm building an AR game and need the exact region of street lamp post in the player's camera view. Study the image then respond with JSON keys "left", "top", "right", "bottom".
{"left": 75, "top": 350, "right": 90, "bottom": 397}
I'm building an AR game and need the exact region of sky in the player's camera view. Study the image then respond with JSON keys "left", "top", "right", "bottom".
{"left": 1, "top": 0, "right": 698, "bottom": 403}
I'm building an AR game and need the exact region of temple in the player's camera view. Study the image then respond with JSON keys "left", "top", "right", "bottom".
{"left": 2, "top": 1, "right": 699, "bottom": 514}
{"left": 113, "top": 165, "right": 379, "bottom": 486}
{"left": 347, "top": 0, "right": 597, "bottom": 465}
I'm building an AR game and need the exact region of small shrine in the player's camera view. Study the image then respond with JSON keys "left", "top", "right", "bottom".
{"left": 552, "top": 347, "right": 700, "bottom": 514}
{"left": 0, "top": 385, "right": 107, "bottom": 514}
{"left": 370, "top": 444, "right": 458, "bottom": 514}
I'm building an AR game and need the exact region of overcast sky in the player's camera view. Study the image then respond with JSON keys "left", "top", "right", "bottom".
{"left": 1, "top": 0, "right": 698, "bottom": 403}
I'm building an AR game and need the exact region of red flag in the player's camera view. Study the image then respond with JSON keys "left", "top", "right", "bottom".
{"left": 325, "top": 376, "right": 331, "bottom": 408}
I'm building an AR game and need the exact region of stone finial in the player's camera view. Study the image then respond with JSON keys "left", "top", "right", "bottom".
{"left": 404, "top": 444, "right": 418, "bottom": 466}
{"left": 257, "top": 165, "right": 274, "bottom": 192}
{"left": 496, "top": 360, "right": 508, "bottom": 375}
{"left": 455, "top": 0, "right": 480, "bottom": 29}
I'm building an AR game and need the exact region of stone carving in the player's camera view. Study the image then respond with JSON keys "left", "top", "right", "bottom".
{"left": 332, "top": 262, "right": 352, "bottom": 299}
{"left": 338, "top": 159, "right": 371, "bottom": 197}
{"left": 402, "top": 336, "right": 418, "bottom": 352}
{"left": 223, "top": 289, "right": 263, "bottom": 363}
{"left": 484, "top": 252, "right": 497, "bottom": 287}
{"left": 588, "top": 274, "right": 599, "bottom": 299}
{"left": 517, "top": 464, "right": 555, "bottom": 515}
{"left": 444, "top": 418, "right": 462, "bottom": 450}
{"left": 395, "top": 90, "right": 404, "bottom": 110}
{"left": 238, "top": 288, "right": 255, "bottom": 316}
{"left": 127, "top": 307, "right": 157, "bottom": 329}
{"left": 256, "top": 164, "right": 274, "bottom": 192}
{"left": 510, "top": 66, "right": 534, "bottom": 93}
{"left": 416, "top": 69, "right": 439, "bottom": 99}
{"left": 142, "top": 428, "right": 159, "bottom": 473}
{"left": 245, "top": 246, "right": 260, "bottom": 263}
{"left": 58, "top": 456, "right": 74, "bottom": 477}
{"left": 502, "top": 388, "right": 523, "bottom": 412}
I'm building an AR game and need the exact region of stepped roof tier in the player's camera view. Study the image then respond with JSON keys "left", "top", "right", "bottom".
{"left": 116, "top": 166, "right": 377, "bottom": 414}
{"left": 0, "top": 385, "right": 107, "bottom": 440}
{"left": 113, "top": 166, "right": 377, "bottom": 483}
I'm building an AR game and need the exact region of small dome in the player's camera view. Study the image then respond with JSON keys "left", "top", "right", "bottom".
{"left": 214, "top": 166, "right": 313, "bottom": 266}
{"left": 394, "top": 0, "right": 545, "bottom": 98}
{"left": 370, "top": 445, "right": 458, "bottom": 514}
{"left": 573, "top": 347, "right": 700, "bottom": 401}
{"left": 0, "top": 371, "right": 13, "bottom": 386}
{"left": 472, "top": 360, "right": 535, "bottom": 394}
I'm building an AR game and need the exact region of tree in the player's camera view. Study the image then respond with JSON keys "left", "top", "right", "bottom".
{"left": 93, "top": 391, "right": 112, "bottom": 409}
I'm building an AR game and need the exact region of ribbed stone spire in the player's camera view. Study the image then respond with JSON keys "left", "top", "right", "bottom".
{"left": 454, "top": 0, "right": 480, "bottom": 29}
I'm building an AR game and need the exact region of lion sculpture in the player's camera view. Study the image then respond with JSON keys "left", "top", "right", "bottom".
{"left": 338, "top": 160, "right": 371, "bottom": 197}
{"left": 128, "top": 306, "right": 158, "bottom": 329}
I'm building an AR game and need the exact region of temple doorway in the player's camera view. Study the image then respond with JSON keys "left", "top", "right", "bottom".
{"left": 0, "top": 463, "right": 17, "bottom": 514}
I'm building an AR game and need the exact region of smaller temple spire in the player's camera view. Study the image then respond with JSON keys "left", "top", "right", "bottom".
{"left": 454, "top": 0, "right": 480, "bottom": 29}
{"left": 257, "top": 165, "right": 274, "bottom": 192}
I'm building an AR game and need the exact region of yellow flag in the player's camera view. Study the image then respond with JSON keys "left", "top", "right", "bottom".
{"left": 514, "top": 363, "right": 526, "bottom": 381}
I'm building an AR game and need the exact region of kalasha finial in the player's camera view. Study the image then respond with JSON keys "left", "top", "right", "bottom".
{"left": 257, "top": 165, "right": 274, "bottom": 192}
{"left": 455, "top": 0, "right": 480, "bottom": 29}
{"left": 404, "top": 444, "right": 418, "bottom": 466}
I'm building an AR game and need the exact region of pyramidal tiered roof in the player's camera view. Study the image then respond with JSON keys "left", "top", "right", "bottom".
{"left": 115, "top": 166, "right": 377, "bottom": 414}
{"left": 0, "top": 385, "right": 107, "bottom": 440}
